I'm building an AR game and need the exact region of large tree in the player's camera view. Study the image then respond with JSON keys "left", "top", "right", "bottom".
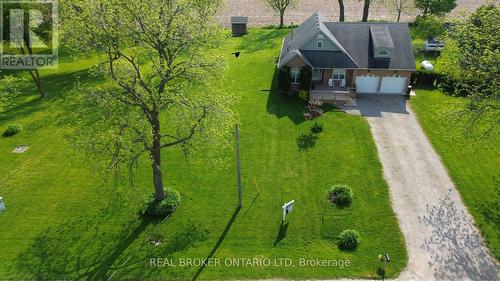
{"left": 264, "top": 0, "right": 295, "bottom": 28}
{"left": 414, "top": 0, "right": 456, "bottom": 16}
{"left": 63, "top": 0, "right": 235, "bottom": 201}
{"left": 1, "top": 2, "right": 51, "bottom": 98}
{"left": 439, "top": 5, "right": 499, "bottom": 136}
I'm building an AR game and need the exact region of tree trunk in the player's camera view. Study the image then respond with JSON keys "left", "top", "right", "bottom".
{"left": 338, "top": 0, "right": 345, "bottom": 22}
{"left": 279, "top": 11, "right": 284, "bottom": 28}
{"left": 150, "top": 112, "right": 166, "bottom": 202}
{"left": 397, "top": 8, "right": 402, "bottom": 22}
{"left": 19, "top": 45, "right": 46, "bottom": 98}
{"left": 29, "top": 69, "right": 46, "bottom": 98}
{"left": 362, "top": 0, "right": 370, "bottom": 22}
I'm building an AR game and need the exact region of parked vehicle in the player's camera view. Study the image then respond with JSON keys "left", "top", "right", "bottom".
{"left": 424, "top": 38, "right": 445, "bottom": 52}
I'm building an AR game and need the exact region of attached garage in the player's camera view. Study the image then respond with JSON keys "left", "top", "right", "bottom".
{"left": 379, "top": 76, "right": 407, "bottom": 95}
{"left": 355, "top": 76, "right": 379, "bottom": 94}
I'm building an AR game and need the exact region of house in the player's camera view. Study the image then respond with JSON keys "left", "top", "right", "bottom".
{"left": 277, "top": 12, "right": 416, "bottom": 102}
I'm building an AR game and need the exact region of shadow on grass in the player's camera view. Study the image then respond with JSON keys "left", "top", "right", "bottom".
{"left": 296, "top": 132, "right": 318, "bottom": 151}
{"left": 265, "top": 68, "right": 306, "bottom": 125}
{"left": 237, "top": 29, "right": 285, "bottom": 54}
{"left": 8, "top": 191, "right": 211, "bottom": 281}
{"left": 273, "top": 221, "right": 289, "bottom": 247}
{"left": 243, "top": 193, "right": 260, "bottom": 218}
{"left": 377, "top": 268, "right": 386, "bottom": 280}
{"left": 192, "top": 207, "right": 240, "bottom": 281}
{"left": 0, "top": 69, "right": 97, "bottom": 129}
{"left": 9, "top": 210, "right": 153, "bottom": 280}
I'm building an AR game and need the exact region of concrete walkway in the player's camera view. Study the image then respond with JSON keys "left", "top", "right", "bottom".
{"left": 356, "top": 95, "right": 499, "bottom": 281}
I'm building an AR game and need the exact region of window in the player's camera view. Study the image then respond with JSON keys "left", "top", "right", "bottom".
{"left": 332, "top": 69, "right": 346, "bottom": 80}
{"left": 312, "top": 69, "right": 322, "bottom": 81}
{"left": 377, "top": 50, "right": 389, "bottom": 56}
{"left": 317, "top": 40, "right": 323, "bottom": 49}
{"left": 291, "top": 68, "right": 300, "bottom": 84}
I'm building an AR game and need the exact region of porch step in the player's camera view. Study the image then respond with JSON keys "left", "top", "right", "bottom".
{"left": 343, "top": 98, "right": 357, "bottom": 107}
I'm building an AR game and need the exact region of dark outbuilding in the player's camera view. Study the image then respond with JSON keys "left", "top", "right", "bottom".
{"left": 231, "top": 16, "right": 248, "bottom": 37}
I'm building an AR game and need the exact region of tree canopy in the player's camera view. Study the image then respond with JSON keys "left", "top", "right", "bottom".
{"left": 414, "top": 0, "right": 457, "bottom": 16}
{"left": 63, "top": 0, "right": 236, "bottom": 201}
{"left": 414, "top": 15, "right": 445, "bottom": 40}
{"left": 264, "top": 0, "right": 296, "bottom": 28}
{"left": 439, "top": 5, "right": 499, "bottom": 136}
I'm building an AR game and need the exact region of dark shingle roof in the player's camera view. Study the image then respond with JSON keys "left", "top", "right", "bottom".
{"left": 278, "top": 12, "right": 416, "bottom": 70}
{"left": 323, "top": 22, "right": 415, "bottom": 69}
{"left": 231, "top": 16, "right": 248, "bottom": 24}
{"left": 278, "top": 12, "right": 357, "bottom": 68}
{"left": 301, "top": 51, "right": 358, "bottom": 68}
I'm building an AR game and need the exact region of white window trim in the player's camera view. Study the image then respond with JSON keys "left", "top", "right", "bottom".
{"left": 332, "top": 69, "right": 346, "bottom": 80}
{"left": 317, "top": 40, "right": 323, "bottom": 49}
{"left": 377, "top": 50, "right": 389, "bottom": 56}
{"left": 291, "top": 68, "right": 300, "bottom": 84}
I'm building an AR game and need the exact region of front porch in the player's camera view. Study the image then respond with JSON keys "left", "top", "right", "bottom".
{"left": 309, "top": 68, "right": 355, "bottom": 105}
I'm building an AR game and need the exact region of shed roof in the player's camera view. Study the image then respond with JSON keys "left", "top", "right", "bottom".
{"left": 231, "top": 16, "right": 248, "bottom": 24}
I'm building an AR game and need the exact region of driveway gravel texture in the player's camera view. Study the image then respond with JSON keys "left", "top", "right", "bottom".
{"left": 355, "top": 95, "right": 499, "bottom": 281}
{"left": 218, "top": 0, "right": 496, "bottom": 27}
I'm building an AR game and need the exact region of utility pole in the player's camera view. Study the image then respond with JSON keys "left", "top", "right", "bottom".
{"left": 235, "top": 124, "right": 242, "bottom": 208}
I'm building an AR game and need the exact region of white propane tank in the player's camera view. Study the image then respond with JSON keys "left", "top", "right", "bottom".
{"left": 421, "top": 60, "right": 434, "bottom": 71}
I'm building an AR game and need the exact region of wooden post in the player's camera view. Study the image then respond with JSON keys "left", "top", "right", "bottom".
{"left": 236, "top": 124, "right": 242, "bottom": 208}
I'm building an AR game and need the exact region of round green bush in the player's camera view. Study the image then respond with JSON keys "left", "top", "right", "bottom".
{"left": 298, "top": 90, "right": 310, "bottom": 102}
{"left": 337, "top": 229, "right": 360, "bottom": 250}
{"left": 3, "top": 124, "right": 22, "bottom": 137}
{"left": 328, "top": 184, "right": 353, "bottom": 205}
{"left": 311, "top": 122, "right": 323, "bottom": 134}
{"left": 143, "top": 189, "right": 181, "bottom": 217}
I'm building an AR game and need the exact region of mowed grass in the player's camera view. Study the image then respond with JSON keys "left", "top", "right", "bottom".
{"left": 411, "top": 89, "right": 500, "bottom": 260}
{"left": 0, "top": 29, "right": 407, "bottom": 280}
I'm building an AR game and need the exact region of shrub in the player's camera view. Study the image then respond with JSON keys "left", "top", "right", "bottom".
{"left": 277, "top": 67, "right": 291, "bottom": 94}
{"left": 299, "top": 66, "right": 312, "bottom": 90}
{"left": 412, "top": 69, "right": 439, "bottom": 86}
{"left": 337, "top": 229, "right": 360, "bottom": 250}
{"left": 143, "top": 189, "right": 181, "bottom": 217}
{"left": 436, "top": 73, "right": 457, "bottom": 94}
{"left": 3, "top": 124, "right": 22, "bottom": 137}
{"left": 298, "top": 90, "right": 310, "bottom": 101}
{"left": 311, "top": 122, "right": 323, "bottom": 134}
{"left": 328, "top": 184, "right": 353, "bottom": 205}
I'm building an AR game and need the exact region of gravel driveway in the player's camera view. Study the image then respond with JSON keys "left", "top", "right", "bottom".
{"left": 356, "top": 95, "right": 499, "bottom": 281}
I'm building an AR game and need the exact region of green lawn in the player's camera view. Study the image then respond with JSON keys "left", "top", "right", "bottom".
{"left": 0, "top": 29, "right": 407, "bottom": 280}
{"left": 411, "top": 89, "right": 500, "bottom": 260}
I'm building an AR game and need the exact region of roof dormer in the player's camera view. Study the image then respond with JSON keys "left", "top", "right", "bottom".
{"left": 370, "top": 26, "right": 394, "bottom": 58}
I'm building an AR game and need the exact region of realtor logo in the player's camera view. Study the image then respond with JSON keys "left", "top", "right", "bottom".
{"left": 0, "top": 0, "right": 58, "bottom": 69}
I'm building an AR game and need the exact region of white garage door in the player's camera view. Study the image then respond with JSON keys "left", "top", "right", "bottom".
{"left": 379, "top": 77, "right": 406, "bottom": 95}
{"left": 355, "top": 76, "right": 379, "bottom": 94}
